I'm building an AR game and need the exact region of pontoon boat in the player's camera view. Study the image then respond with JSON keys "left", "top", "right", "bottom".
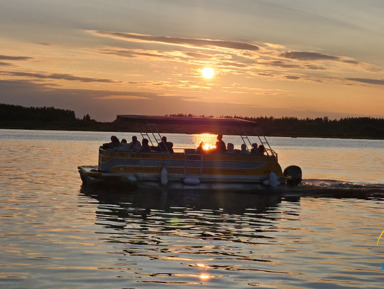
{"left": 78, "top": 115, "right": 302, "bottom": 191}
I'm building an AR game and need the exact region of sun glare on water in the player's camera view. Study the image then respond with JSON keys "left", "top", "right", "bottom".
{"left": 193, "top": 133, "right": 217, "bottom": 152}
{"left": 203, "top": 144, "right": 216, "bottom": 151}
{"left": 201, "top": 67, "right": 215, "bottom": 79}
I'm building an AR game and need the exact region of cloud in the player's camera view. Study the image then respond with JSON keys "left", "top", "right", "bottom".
{"left": 36, "top": 42, "right": 52, "bottom": 46}
{"left": 184, "top": 51, "right": 213, "bottom": 59}
{"left": 219, "top": 61, "right": 248, "bottom": 68}
{"left": 0, "top": 54, "right": 32, "bottom": 67}
{"left": 95, "top": 92, "right": 159, "bottom": 100}
{"left": 285, "top": 75, "right": 301, "bottom": 80}
{"left": 91, "top": 31, "right": 260, "bottom": 51}
{"left": 280, "top": 51, "right": 367, "bottom": 67}
{"left": 264, "top": 60, "right": 301, "bottom": 68}
{"left": 0, "top": 62, "right": 12, "bottom": 66}
{"left": 101, "top": 48, "right": 172, "bottom": 60}
{"left": 0, "top": 55, "right": 32, "bottom": 61}
{"left": 96, "top": 33, "right": 376, "bottom": 81}
{"left": 342, "top": 59, "right": 359, "bottom": 65}
{"left": 347, "top": 78, "right": 384, "bottom": 86}
{"left": 281, "top": 51, "right": 339, "bottom": 61}
{"left": 2, "top": 71, "right": 116, "bottom": 83}
{"left": 305, "top": 64, "right": 325, "bottom": 70}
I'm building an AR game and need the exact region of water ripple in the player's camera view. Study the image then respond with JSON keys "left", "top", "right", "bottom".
{"left": 1, "top": 131, "right": 384, "bottom": 288}
{"left": 73, "top": 188, "right": 384, "bottom": 288}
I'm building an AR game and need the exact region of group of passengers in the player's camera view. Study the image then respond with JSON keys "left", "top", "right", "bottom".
{"left": 102, "top": 134, "right": 265, "bottom": 155}
{"left": 227, "top": 142, "right": 266, "bottom": 155}
{"left": 102, "top": 135, "right": 173, "bottom": 153}
{"left": 196, "top": 134, "right": 266, "bottom": 156}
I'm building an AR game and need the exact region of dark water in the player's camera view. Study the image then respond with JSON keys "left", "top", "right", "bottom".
{"left": 1, "top": 129, "right": 384, "bottom": 288}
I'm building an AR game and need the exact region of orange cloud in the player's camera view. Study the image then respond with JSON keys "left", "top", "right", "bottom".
{"left": 90, "top": 30, "right": 260, "bottom": 51}
{"left": 1, "top": 71, "right": 116, "bottom": 83}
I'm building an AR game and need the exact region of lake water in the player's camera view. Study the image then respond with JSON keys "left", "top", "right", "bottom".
{"left": 0, "top": 129, "right": 384, "bottom": 288}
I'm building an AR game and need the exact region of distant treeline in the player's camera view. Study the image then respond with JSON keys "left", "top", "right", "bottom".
{"left": 0, "top": 103, "right": 112, "bottom": 131}
{"left": 233, "top": 115, "right": 384, "bottom": 139}
{"left": 1, "top": 103, "right": 383, "bottom": 139}
{"left": 1, "top": 103, "right": 76, "bottom": 122}
{"left": 168, "top": 114, "right": 384, "bottom": 139}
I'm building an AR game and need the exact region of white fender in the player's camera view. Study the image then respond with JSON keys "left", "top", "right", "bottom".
{"left": 262, "top": 171, "right": 279, "bottom": 187}
{"left": 269, "top": 171, "right": 279, "bottom": 187}
{"left": 122, "top": 174, "right": 137, "bottom": 183}
{"left": 183, "top": 178, "right": 200, "bottom": 186}
{"left": 262, "top": 179, "right": 270, "bottom": 186}
{"left": 161, "top": 167, "right": 168, "bottom": 185}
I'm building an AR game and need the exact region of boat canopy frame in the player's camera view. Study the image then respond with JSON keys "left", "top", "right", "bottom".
{"left": 115, "top": 115, "right": 277, "bottom": 158}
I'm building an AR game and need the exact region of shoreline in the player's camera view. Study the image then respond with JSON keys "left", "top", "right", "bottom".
{"left": 1, "top": 103, "right": 383, "bottom": 140}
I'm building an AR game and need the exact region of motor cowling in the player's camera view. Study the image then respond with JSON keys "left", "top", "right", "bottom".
{"left": 283, "top": 165, "right": 302, "bottom": 187}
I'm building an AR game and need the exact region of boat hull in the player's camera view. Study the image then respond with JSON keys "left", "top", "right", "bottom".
{"left": 79, "top": 149, "right": 285, "bottom": 192}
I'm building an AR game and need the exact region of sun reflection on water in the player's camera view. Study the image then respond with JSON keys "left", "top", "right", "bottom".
{"left": 199, "top": 273, "right": 212, "bottom": 281}
{"left": 192, "top": 133, "right": 217, "bottom": 151}
{"left": 192, "top": 133, "right": 217, "bottom": 146}
{"left": 196, "top": 263, "right": 209, "bottom": 269}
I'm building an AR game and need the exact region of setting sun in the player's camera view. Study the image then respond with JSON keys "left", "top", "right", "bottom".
{"left": 201, "top": 67, "right": 215, "bottom": 79}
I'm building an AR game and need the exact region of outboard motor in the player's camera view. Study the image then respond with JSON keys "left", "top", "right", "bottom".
{"left": 283, "top": 165, "right": 302, "bottom": 187}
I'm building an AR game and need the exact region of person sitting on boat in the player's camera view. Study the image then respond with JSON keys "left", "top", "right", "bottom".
{"left": 258, "top": 144, "right": 266, "bottom": 156}
{"left": 167, "top": 142, "right": 174, "bottom": 153}
{"left": 158, "top": 136, "right": 174, "bottom": 153}
{"left": 128, "top": 136, "right": 141, "bottom": 152}
{"left": 251, "top": 143, "right": 258, "bottom": 154}
{"left": 101, "top": 135, "right": 120, "bottom": 149}
{"left": 195, "top": 142, "right": 206, "bottom": 154}
{"left": 214, "top": 134, "right": 226, "bottom": 154}
{"left": 140, "top": 138, "right": 151, "bottom": 153}
{"left": 226, "top": 143, "right": 235, "bottom": 154}
{"left": 240, "top": 143, "right": 250, "bottom": 154}
{"left": 115, "top": 138, "right": 130, "bottom": 151}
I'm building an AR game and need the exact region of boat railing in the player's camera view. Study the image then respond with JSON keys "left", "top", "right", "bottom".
{"left": 99, "top": 146, "right": 277, "bottom": 158}
{"left": 141, "top": 123, "right": 173, "bottom": 159}
{"left": 255, "top": 128, "right": 278, "bottom": 160}
{"left": 240, "top": 134, "right": 252, "bottom": 148}
{"left": 183, "top": 150, "right": 204, "bottom": 175}
{"left": 237, "top": 126, "right": 278, "bottom": 160}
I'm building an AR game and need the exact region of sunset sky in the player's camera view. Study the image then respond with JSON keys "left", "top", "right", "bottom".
{"left": 1, "top": 0, "right": 383, "bottom": 121}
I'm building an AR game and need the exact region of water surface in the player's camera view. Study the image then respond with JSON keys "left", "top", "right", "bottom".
{"left": 0, "top": 129, "right": 383, "bottom": 288}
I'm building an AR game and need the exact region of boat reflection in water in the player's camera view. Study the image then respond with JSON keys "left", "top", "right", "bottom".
{"left": 81, "top": 186, "right": 284, "bottom": 217}
{"left": 79, "top": 186, "right": 301, "bottom": 287}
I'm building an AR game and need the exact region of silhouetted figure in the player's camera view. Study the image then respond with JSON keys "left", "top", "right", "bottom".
{"left": 215, "top": 134, "right": 226, "bottom": 154}
{"left": 251, "top": 143, "right": 258, "bottom": 154}
{"left": 240, "top": 143, "right": 250, "bottom": 154}
{"left": 196, "top": 142, "right": 206, "bottom": 154}
{"left": 258, "top": 145, "right": 266, "bottom": 156}
{"left": 158, "top": 136, "right": 174, "bottom": 153}
{"left": 102, "top": 135, "right": 120, "bottom": 149}
{"left": 140, "top": 138, "right": 151, "bottom": 153}
{"left": 116, "top": 138, "right": 130, "bottom": 151}
{"left": 129, "top": 136, "right": 141, "bottom": 152}
{"left": 226, "top": 143, "right": 235, "bottom": 154}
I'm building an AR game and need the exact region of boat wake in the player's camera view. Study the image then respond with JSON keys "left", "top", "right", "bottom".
{"left": 287, "top": 179, "right": 384, "bottom": 198}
